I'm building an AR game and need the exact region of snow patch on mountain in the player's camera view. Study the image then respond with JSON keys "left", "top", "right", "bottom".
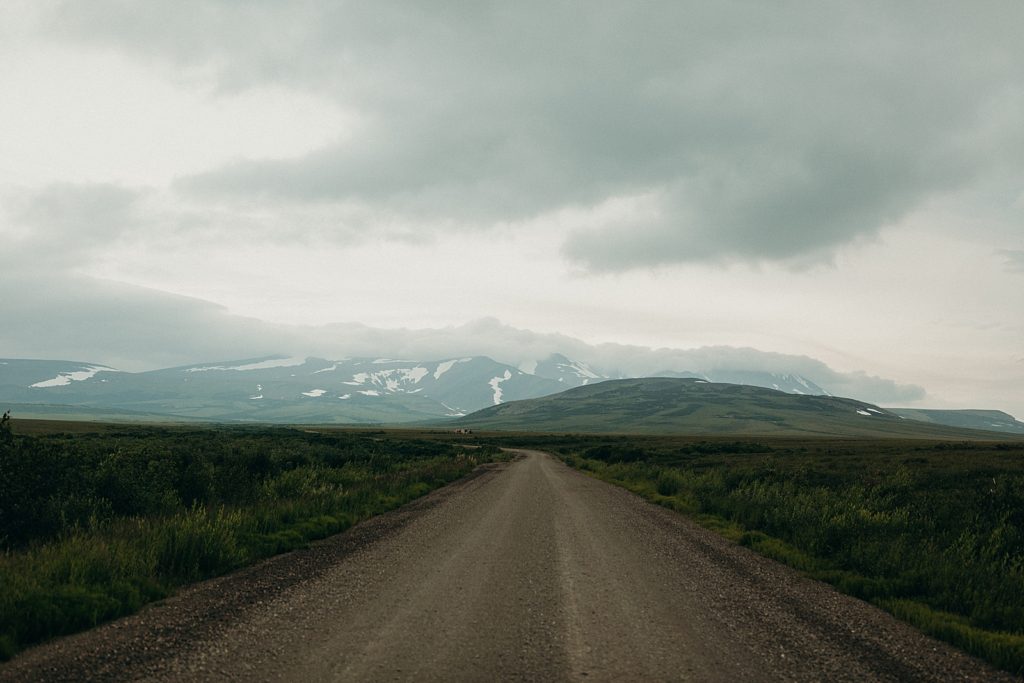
{"left": 559, "top": 359, "right": 599, "bottom": 380}
{"left": 518, "top": 359, "right": 538, "bottom": 375}
{"left": 30, "top": 365, "right": 115, "bottom": 388}
{"left": 434, "top": 360, "right": 458, "bottom": 379}
{"left": 187, "top": 357, "right": 306, "bottom": 372}
{"left": 405, "top": 367, "right": 429, "bottom": 383}
{"left": 489, "top": 370, "right": 513, "bottom": 405}
{"left": 432, "top": 358, "right": 473, "bottom": 380}
{"left": 441, "top": 401, "right": 467, "bottom": 417}
{"left": 345, "top": 367, "right": 430, "bottom": 393}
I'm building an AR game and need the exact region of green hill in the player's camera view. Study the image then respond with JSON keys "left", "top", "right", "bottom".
{"left": 454, "top": 378, "right": 1015, "bottom": 438}
{"left": 888, "top": 408, "right": 1024, "bottom": 435}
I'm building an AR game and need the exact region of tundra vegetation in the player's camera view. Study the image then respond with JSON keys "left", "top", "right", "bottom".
{"left": 478, "top": 433, "right": 1024, "bottom": 675}
{"left": 0, "top": 413, "right": 497, "bottom": 660}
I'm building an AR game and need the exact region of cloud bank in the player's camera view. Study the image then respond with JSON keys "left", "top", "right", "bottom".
{"left": 0, "top": 276, "right": 924, "bottom": 405}
{"left": 44, "top": 1, "right": 1024, "bottom": 270}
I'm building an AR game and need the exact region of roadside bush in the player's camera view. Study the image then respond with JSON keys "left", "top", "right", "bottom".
{"left": 0, "top": 424, "right": 488, "bottom": 660}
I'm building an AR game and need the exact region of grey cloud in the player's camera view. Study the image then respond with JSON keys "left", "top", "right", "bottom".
{"left": 45, "top": 2, "right": 1024, "bottom": 268}
{"left": 0, "top": 275, "right": 925, "bottom": 405}
{"left": 0, "top": 275, "right": 300, "bottom": 371}
{"left": 0, "top": 182, "right": 369, "bottom": 270}
{"left": 1, "top": 183, "right": 143, "bottom": 270}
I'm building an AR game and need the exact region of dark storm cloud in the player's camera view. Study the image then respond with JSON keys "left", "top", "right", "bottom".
{"left": 46, "top": 1, "right": 1024, "bottom": 269}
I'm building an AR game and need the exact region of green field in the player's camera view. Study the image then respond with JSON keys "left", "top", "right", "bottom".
{"left": 475, "top": 432, "right": 1024, "bottom": 674}
{"left": 0, "top": 414, "right": 500, "bottom": 660}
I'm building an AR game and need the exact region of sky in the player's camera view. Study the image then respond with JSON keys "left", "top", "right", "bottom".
{"left": 1, "top": 1, "right": 1022, "bottom": 416}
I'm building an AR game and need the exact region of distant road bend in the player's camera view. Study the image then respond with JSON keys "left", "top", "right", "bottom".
{"left": 2, "top": 450, "right": 1013, "bottom": 682}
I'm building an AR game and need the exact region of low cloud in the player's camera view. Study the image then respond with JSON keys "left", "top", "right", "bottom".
{"left": 44, "top": 1, "right": 1024, "bottom": 270}
{"left": 0, "top": 275, "right": 299, "bottom": 371}
{"left": 0, "top": 278, "right": 925, "bottom": 406}
{"left": 312, "top": 317, "right": 926, "bottom": 405}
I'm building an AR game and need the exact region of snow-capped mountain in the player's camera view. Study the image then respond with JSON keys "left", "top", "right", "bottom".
{"left": 0, "top": 356, "right": 565, "bottom": 423}
{"left": 1, "top": 353, "right": 831, "bottom": 424}
{"left": 528, "top": 353, "right": 606, "bottom": 388}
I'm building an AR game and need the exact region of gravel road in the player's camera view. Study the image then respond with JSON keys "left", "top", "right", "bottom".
{"left": 1, "top": 450, "right": 1015, "bottom": 682}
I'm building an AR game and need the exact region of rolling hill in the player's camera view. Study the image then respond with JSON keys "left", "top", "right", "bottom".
{"left": 887, "top": 409, "right": 1024, "bottom": 435}
{"left": 453, "top": 378, "right": 1016, "bottom": 438}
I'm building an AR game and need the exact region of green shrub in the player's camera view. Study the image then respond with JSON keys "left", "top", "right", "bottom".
{"left": 0, "top": 426, "right": 489, "bottom": 660}
{"left": 148, "top": 505, "right": 246, "bottom": 581}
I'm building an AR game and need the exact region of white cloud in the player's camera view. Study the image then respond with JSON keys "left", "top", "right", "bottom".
{"left": 0, "top": 35, "right": 351, "bottom": 187}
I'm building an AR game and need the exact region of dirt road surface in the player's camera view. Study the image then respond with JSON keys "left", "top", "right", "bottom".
{"left": 1, "top": 450, "right": 1014, "bottom": 681}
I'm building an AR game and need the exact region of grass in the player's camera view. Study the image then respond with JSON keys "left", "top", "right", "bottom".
{"left": 0, "top": 416, "right": 503, "bottom": 660}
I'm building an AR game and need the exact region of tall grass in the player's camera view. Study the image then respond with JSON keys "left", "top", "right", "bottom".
{"left": 0, "top": 421, "right": 494, "bottom": 660}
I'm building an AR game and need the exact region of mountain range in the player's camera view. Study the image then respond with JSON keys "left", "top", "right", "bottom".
{"left": 1, "top": 355, "right": 1021, "bottom": 435}
{"left": 0, "top": 354, "right": 828, "bottom": 423}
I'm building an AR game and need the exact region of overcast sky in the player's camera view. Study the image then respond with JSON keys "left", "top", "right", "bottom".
{"left": 1, "top": 1, "right": 1022, "bottom": 415}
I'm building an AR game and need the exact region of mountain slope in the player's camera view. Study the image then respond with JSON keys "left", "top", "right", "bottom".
{"left": 889, "top": 409, "right": 1024, "bottom": 435}
{"left": 0, "top": 356, "right": 565, "bottom": 423}
{"left": 454, "top": 378, "right": 1007, "bottom": 438}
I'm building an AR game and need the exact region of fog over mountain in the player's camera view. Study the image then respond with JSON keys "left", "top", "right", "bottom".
{"left": 0, "top": 276, "right": 923, "bottom": 408}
